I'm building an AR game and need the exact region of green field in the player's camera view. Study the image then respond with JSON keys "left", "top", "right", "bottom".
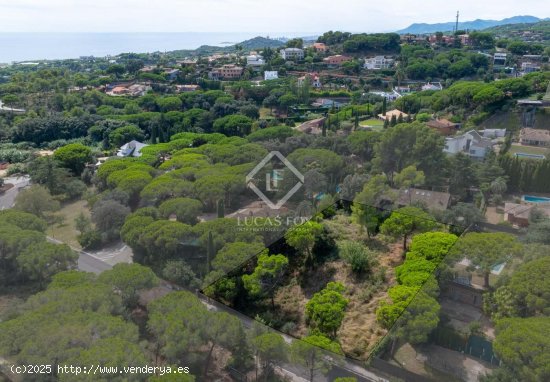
{"left": 359, "top": 118, "right": 384, "bottom": 131}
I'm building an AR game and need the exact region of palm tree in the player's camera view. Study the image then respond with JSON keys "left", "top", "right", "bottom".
{"left": 395, "top": 66, "right": 405, "bottom": 87}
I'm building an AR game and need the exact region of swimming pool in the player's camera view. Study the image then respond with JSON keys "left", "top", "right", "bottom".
{"left": 514, "top": 152, "right": 546, "bottom": 160}
{"left": 523, "top": 195, "right": 550, "bottom": 203}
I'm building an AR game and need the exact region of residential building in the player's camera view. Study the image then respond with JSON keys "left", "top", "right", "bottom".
{"left": 394, "top": 86, "right": 411, "bottom": 95}
{"left": 208, "top": 70, "right": 221, "bottom": 80}
{"left": 377, "top": 109, "right": 408, "bottom": 121}
{"left": 504, "top": 203, "right": 550, "bottom": 227}
{"left": 493, "top": 53, "right": 507, "bottom": 67}
{"left": 519, "top": 128, "right": 550, "bottom": 147}
{"left": 458, "top": 34, "right": 471, "bottom": 46}
{"left": 422, "top": 82, "right": 443, "bottom": 91}
{"left": 397, "top": 188, "right": 451, "bottom": 211}
{"left": 164, "top": 68, "right": 180, "bottom": 81}
{"left": 426, "top": 118, "right": 461, "bottom": 136}
{"left": 481, "top": 129, "right": 507, "bottom": 139}
{"left": 246, "top": 54, "right": 265, "bottom": 67}
{"left": 364, "top": 56, "right": 394, "bottom": 70}
{"left": 117, "top": 140, "right": 149, "bottom": 158}
{"left": 312, "top": 98, "right": 346, "bottom": 109}
{"left": 209, "top": 64, "right": 243, "bottom": 80}
{"left": 323, "top": 55, "right": 352, "bottom": 66}
{"left": 442, "top": 279, "right": 484, "bottom": 308}
{"left": 368, "top": 91, "right": 400, "bottom": 101}
{"left": 297, "top": 73, "right": 321, "bottom": 88}
{"left": 520, "top": 61, "right": 541, "bottom": 74}
{"left": 522, "top": 54, "right": 543, "bottom": 61}
{"left": 139, "top": 65, "right": 157, "bottom": 73}
{"left": 312, "top": 42, "right": 327, "bottom": 52}
{"left": 219, "top": 64, "right": 243, "bottom": 79}
{"left": 175, "top": 84, "right": 199, "bottom": 93}
{"left": 443, "top": 130, "right": 492, "bottom": 159}
{"left": 264, "top": 71, "right": 279, "bottom": 80}
{"left": 280, "top": 48, "right": 304, "bottom": 61}
{"left": 111, "top": 86, "right": 128, "bottom": 95}
{"left": 127, "top": 84, "right": 151, "bottom": 97}
{"left": 177, "top": 59, "right": 197, "bottom": 67}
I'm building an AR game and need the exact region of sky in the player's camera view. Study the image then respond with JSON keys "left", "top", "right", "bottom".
{"left": 0, "top": 0, "right": 549, "bottom": 34}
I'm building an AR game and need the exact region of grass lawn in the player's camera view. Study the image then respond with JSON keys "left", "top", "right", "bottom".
{"left": 359, "top": 118, "right": 384, "bottom": 131}
{"left": 509, "top": 144, "right": 549, "bottom": 157}
{"left": 259, "top": 107, "right": 273, "bottom": 119}
{"left": 360, "top": 118, "right": 384, "bottom": 127}
{"left": 47, "top": 199, "right": 91, "bottom": 249}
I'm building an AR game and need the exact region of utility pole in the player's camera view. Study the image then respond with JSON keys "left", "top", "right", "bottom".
{"left": 454, "top": 10, "right": 460, "bottom": 34}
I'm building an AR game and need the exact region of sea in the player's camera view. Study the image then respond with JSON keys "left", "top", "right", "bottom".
{"left": 0, "top": 32, "right": 289, "bottom": 63}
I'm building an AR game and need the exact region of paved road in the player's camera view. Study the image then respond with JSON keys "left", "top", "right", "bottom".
{"left": 0, "top": 175, "right": 30, "bottom": 210}
{"left": 78, "top": 252, "right": 113, "bottom": 273}
{"left": 47, "top": 236, "right": 113, "bottom": 274}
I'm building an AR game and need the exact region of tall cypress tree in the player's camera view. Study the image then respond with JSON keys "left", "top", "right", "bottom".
{"left": 217, "top": 199, "right": 225, "bottom": 218}
{"left": 150, "top": 123, "right": 158, "bottom": 144}
{"left": 206, "top": 231, "right": 214, "bottom": 273}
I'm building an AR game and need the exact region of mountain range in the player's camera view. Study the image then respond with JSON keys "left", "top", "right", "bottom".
{"left": 396, "top": 15, "right": 545, "bottom": 35}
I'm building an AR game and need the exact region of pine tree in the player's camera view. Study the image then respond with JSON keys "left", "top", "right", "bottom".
{"left": 229, "top": 324, "right": 252, "bottom": 371}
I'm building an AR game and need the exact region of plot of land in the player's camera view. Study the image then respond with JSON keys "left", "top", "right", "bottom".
{"left": 47, "top": 199, "right": 91, "bottom": 250}
{"left": 205, "top": 206, "right": 448, "bottom": 360}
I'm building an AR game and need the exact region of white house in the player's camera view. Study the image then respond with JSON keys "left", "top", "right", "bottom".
{"left": 481, "top": 129, "right": 507, "bottom": 139}
{"left": 520, "top": 62, "right": 541, "bottom": 74}
{"left": 364, "top": 56, "right": 394, "bottom": 70}
{"left": 368, "top": 91, "right": 401, "bottom": 101}
{"left": 298, "top": 73, "right": 322, "bottom": 88}
{"left": 246, "top": 54, "right": 265, "bottom": 67}
{"left": 422, "top": 82, "right": 443, "bottom": 91}
{"left": 494, "top": 53, "right": 507, "bottom": 67}
{"left": 117, "top": 140, "right": 149, "bottom": 158}
{"left": 280, "top": 48, "right": 304, "bottom": 61}
{"left": 264, "top": 71, "right": 279, "bottom": 80}
{"left": 443, "top": 130, "right": 492, "bottom": 159}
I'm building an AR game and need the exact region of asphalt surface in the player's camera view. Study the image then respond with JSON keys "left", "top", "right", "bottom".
{"left": 0, "top": 175, "right": 30, "bottom": 210}
{"left": 47, "top": 236, "right": 113, "bottom": 274}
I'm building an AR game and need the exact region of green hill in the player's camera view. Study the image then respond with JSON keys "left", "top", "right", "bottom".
{"left": 169, "top": 36, "right": 284, "bottom": 57}
{"left": 484, "top": 20, "right": 550, "bottom": 42}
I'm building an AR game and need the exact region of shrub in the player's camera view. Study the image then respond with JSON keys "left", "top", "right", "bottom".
{"left": 78, "top": 230, "right": 102, "bottom": 250}
{"left": 338, "top": 240, "right": 374, "bottom": 274}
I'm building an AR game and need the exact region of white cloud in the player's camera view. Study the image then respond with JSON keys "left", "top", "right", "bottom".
{"left": 0, "top": 0, "right": 548, "bottom": 33}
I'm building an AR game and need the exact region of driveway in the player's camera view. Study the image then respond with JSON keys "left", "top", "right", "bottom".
{"left": 0, "top": 175, "right": 30, "bottom": 210}
{"left": 86, "top": 240, "right": 133, "bottom": 265}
